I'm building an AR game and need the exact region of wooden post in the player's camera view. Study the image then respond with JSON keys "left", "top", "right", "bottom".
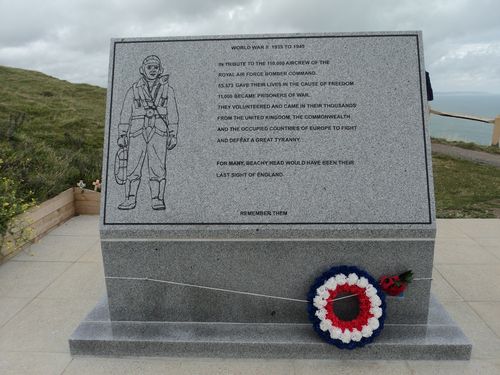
{"left": 492, "top": 116, "right": 500, "bottom": 147}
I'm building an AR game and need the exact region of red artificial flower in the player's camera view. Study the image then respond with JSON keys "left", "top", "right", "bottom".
{"left": 379, "top": 270, "right": 413, "bottom": 296}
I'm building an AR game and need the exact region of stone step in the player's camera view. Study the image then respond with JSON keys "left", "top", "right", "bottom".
{"left": 69, "top": 295, "right": 471, "bottom": 360}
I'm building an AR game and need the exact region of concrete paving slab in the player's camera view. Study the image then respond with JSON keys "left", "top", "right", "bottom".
{"left": 293, "top": 359, "right": 411, "bottom": 374}
{"left": 77, "top": 242, "right": 102, "bottom": 264}
{"left": 451, "top": 220, "right": 500, "bottom": 240}
{"left": 431, "top": 268, "right": 463, "bottom": 302}
{"left": 481, "top": 246, "right": 500, "bottom": 261}
{"left": 0, "top": 298, "right": 98, "bottom": 353}
{"left": 14, "top": 235, "right": 98, "bottom": 262}
{"left": 0, "top": 351, "right": 71, "bottom": 375}
{"left": 178, "top": 358, "right": 294, "bottom": 375}
{"left": 434, "top": 238, "right": 500, "bottom": 265}
{"left": 0, "top": 261, "right": 71, "bottom": 299}
{"left": 468, "top": 302, "right": 500, "bottom": 338}
{"left": 48, "top": 215, "right": 99, "bottom": 237}
{"left": 38, "top": 262, "right": 105, "bottom": 301}
{"left": 437, "top": 264, "right": 500, "bottom": 301}
{"left": 435, "top": 220, "right": 471, "bottom": 239}
{"left": 62, "top": 357, "right": 182, "bottom": 375}
{"left": 471, "top": 238, "right": 500, "bottom": 248}
{"left": 0, "top": 297, "right": 30, "bottom": 328}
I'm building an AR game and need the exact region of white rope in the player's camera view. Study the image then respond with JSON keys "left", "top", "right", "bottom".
{"left": 106, "top": 275, "right": 432, "bottom": 303}
{"left": 106, "top": 276, "right": 308, "bottom": 303}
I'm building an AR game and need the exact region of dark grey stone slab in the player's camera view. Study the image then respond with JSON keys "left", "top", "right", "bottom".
{"left": 69, "top": 295, "right": 471, "bottom": 360}
{"left": 101, "top": 239, "right": 433, "bottom": 324}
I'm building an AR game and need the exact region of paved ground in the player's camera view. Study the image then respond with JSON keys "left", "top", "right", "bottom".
{"left": 432, "top": 143, "right": 500, "bottom": 168}
{"left": 0, "top": 215, "right": 500, "bottom": 374}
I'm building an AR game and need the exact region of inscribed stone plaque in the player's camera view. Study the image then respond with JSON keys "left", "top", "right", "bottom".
{"left": 102, "top": 32, "right": 432, "bottom": 225}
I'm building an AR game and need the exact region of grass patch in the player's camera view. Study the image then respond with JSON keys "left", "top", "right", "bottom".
{"left": 432, "top": 153, "right": 500, "bottom": 218}
{"left": 0, "top": 65, "right": 105, "bottom": 202}
{"left": 0, "top": 65, "right": 105, "bottom": 234}
{"left": 432, "top": 137, "right": 500, "bottom": 155}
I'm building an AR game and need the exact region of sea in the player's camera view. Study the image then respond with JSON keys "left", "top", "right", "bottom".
{"left": 429, "top": 93, "right": 500, "bottom": 146}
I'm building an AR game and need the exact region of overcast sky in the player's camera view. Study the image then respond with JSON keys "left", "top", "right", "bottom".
{"left": 1, "top": 0, "right": 499, "bottom": 93}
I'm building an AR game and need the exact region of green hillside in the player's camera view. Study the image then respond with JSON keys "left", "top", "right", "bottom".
{"left": 0, "top": 65, "right": 105, "bottom": 205}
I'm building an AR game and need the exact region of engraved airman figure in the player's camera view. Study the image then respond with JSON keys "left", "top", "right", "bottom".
{"left": 115, "top": 55, "right": 179, "bottom": 210}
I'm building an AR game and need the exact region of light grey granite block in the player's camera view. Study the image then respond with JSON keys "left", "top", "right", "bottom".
{"left": 69, "top": 295, "right": 471, "bottom": 359}
{"left": 101, "top": 239, "right": 433, "bottom": 324}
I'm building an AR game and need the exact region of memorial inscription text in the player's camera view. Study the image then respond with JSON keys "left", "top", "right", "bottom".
{"left": 214, "top": 42, "right": 356, "bottom": 185}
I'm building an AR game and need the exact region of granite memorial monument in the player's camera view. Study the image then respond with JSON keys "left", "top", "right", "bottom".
{"left": 70, "top": 31, "right": 471, "bottom": 359}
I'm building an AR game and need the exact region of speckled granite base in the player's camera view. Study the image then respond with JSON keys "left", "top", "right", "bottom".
{"left": 101, "top": 239, "right": 434, "bottom": 325}
{"left": 69, "top": 295, "right": 471, "bottom": 360}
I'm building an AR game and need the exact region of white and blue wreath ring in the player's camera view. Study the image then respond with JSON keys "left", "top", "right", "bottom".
{"left": 307, "top": 265, "right": 386, "bottom": 349}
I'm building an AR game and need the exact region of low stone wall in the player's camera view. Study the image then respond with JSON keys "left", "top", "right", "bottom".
{"left": 0, "top": 187, "right": 100, "bottom": 263}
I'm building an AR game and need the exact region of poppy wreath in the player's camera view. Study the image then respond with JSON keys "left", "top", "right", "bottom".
{"left": 308, "top": 265, "right": 386, "bottom": 349}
